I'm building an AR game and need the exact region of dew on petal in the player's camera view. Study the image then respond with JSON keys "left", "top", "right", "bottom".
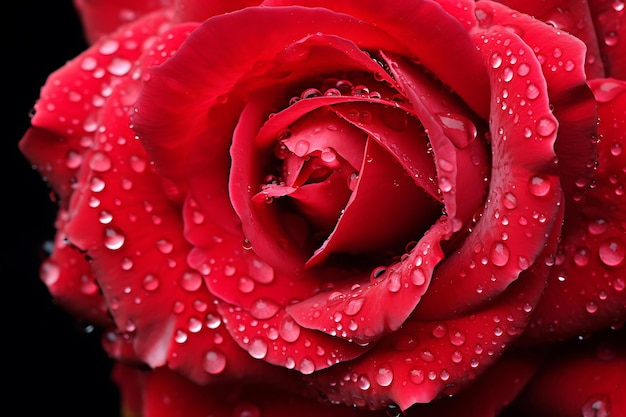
{"left": 203, "top": 349, "right": 227, "bottom": 374}
{"left": 528, "top": 175, "right": 551, "bottom": 197}
{"left": 598, "top": 238, "right": 625, "bottom": 267}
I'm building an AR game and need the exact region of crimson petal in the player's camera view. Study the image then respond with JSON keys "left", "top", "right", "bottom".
{"left": 522, "top": 78, "right": 626, "bottom": 343}
{"left": 416, "top": 26, "right": 563, "bottom": 319}
{"left": 304, "top": 215, "right": 560, "bottom": 411}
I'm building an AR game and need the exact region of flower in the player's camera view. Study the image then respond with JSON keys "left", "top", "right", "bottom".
{"left": 19, "top": 0, "right": 625, "bottom": 416}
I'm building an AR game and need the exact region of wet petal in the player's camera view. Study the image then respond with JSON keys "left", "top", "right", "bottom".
{"left": 589, "top": 0, "right": 626, "bottom": 79}
{"left": 416, "top": 26, "right": 563, "bottom": 319}
{"left": 522, "top": 78, "right": 626, "bottom": 343}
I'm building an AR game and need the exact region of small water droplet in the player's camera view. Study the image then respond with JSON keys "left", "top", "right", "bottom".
{"left": 203, "top": 349, "right": 226, "bottom": 374}
{"left": 490, "top": 52, "right": 503, "bottom": 68}
{"left": 536, "top": 117, "right": 557, "bottom": 137}
{"left": 142, "top": 274, "right": 159, "bottom": 291}
{"left": 104, "top": 227, "right": 125, "bottom": 250}
{"left": 528, "top": 175, "right": 552, "bottom": 197}
{"left": 599, "top": 238, "right": 625, "bottom": 266}
{"left": 604, "top": 31, "right": 619, "bottom": 47}
{"left": 375, "top": 364, "right": 394, "bottom": 387}
{"left": 502, "top": 67, "right": 514, "bottom": 82}
{"left": 250, "top": 298, "right": 280, "bottom": 319}
{"left": 279, "top": 315, "right": 301, "bottom": 342}
{"left": 490, "top": 241, "right": 510, "bottom": 266}
{"left": 409, "top": 367, "right": 425, "bottom": 384}
{"left": 581, "top": 394, "right": 611, "bottom": 417}
{"left": 180, "top": 271, "right": 203, "bottom": 292}
{"left": 525, "top": 83, "right": 540, "bottom": 99}
{"left": 435, "top": 113, "right": 478, "bottom": 148}
{"left": 248, "top": 338, "right": 268, "bottom": 359}
{"left": 503, "top": 191, "right": 518, "bottom": 209}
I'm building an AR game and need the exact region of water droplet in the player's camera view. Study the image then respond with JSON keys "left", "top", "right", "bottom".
{"left": 604, "top": 31, "right": 619, "bottom": 47}
{"left": 536, "top": 117, "right": 557, "bottom": 137}
{"left": 203, "top": 349, "right": 226, "bottom": 374}
{"left": 432, "top": 323, "right": 448, "bottom": 338}
{"left": 587, "top": 219, "right": 608, "bottom": 236}
{"left": 409, "top": 367, "right": 425, "bottom": 384}
{"left": 344, "top": 297, "right": 365, "bottom": 316}
{"left": 449, "top": 330, "right": 467, "bottom": 346}
{"left": 250, "top": 298, "right": 280, "bottom": 319}
{"left": 107, "top": 57, "right": 132, "bottom": 76}
{"left": 435, "top": 113, "right": 478, "bottom": 148}
{"left": 581, "top": 394, "right": 611, "bottom": 417}
{"left": 525, "top": 83, "right": 540, "bottom": 99}
{"left": 490, "top": 52, "right": 503, "bottom": 68}
{"left": 490, "top": 241, "right": 510, "bottom": 266}
{"left": 103, "top": 227, "right": 125, "bottom": 250}
{"left": 599, "top": 238, "right": 625, "bottom": 266}
{"left": 142, "top": 274, "right": 159, "bottom": 291}
{"left": 279, "top": 315, "right": 301, "bottom": 342}
{"left": 89, "top": 152, "right": 112, "bottom": 172}
{"left": 375, "top": 364, "right": 394, "bottom": 387}
{"left": 238, "top": 276, "right": 255, "bottom": 293}
{"left": 502, "top": 67, "right": 514, "bottom": 82}
{"left": 528, "top": 175, "right": 551, "bottom": 197}
{"left": 357, "top": 374, "right": 371, "bottom": 390}
{"left": 249, "top": 259, "right": 275, "bottom": 284}
{"left": 248, "top": 338, "right": 268, "bottom": 359}
{"left": 299, "top": 357, "right": 316, "bottom": 374}
{"left": 503, "top": 191, "right": 518, "bottom": 209}
{"left": 294, "top": 140, "right": 310, "bottom": 157}
{"left": 180, "top": 271, "right": 203, "bottom": 292}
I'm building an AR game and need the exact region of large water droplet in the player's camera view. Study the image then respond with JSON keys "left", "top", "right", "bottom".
{"left": 375, "top": 364, "right": 394, "bottom": 386}
{"left": 203, "top": 349, "right": 227, "bottom": 374}
{"left": 599, "top": 238, "right": 625, "bottom": 266}
{"left": 581, "top": 394, "right": 611, "bottom": 417}
{"left": 248, "top": 338, "right": 268, "bottom": 359}
{"left": 180, "top": 271, "right": 203, "bottom": 292}
{"left": 104, "top": 227, "right": 126, "bottom": 250}
{"left": 490, "top": 241, "right": 510, "bottom": 266}
{"left": 435, "top": 113, "right": 478, "bottom": 149}
{"left": 536, "top": 117, "right": 557, "bottom": 137}
{"left": 279, "top": 315, "right": 301, "bottom": 342}
{"left": 528, "top": 175, "right": 552, "bottom": 197}
{"left": 250, "top": 298, "right": 281, "bottom": 319}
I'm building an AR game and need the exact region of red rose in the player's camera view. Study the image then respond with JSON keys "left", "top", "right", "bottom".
{"left": 20, "top": 0, "right": 625, "bottom": 416}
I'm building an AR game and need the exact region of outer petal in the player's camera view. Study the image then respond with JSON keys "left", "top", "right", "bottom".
{"left": 73, "top": 0, "right": 173, "bottom": 43}
{"left": 589, "top": 0, "right": 626, "bottom": 79}
{"left": 112, "top": 364, "right": 386, "bottom": 417}
{"left": 511, "top": 329, "right": 626, "bottom": 417}
{"left": 522, "top": 78, "right": 626, "bottom": 343}
{"left": 493, "top": 0, "right": 606, "bottom": 78}
{"left": 415, "top": 25, "right": 563, "bottom": 319}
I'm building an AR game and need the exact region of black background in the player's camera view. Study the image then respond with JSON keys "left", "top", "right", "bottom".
{"left": 8, "top": 2, "right": 120, "bottom": 415}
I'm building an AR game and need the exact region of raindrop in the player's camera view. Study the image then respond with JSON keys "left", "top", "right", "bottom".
{"left": 449, "top": 330, "right": 467, "bottom": 346}
{"left": 490, "top": 241, "right": 510, "bottom": 266}
{"left": 435, "top": 113, "right": 478, "bottom": 148}
{"left": 249, "top": 259, "right": 275, "bottom": 284}
{"left": 581, "top": 394, "right": 611, "bottom": 417}
{"left": 180, "top": 271, "right": 203, "bottom": 292}
{"left": 248, "top": 338, "right": 268, "bottom": 359}
{"left": 431, "top": 323, "right": 447, "bottom": 339}
{"left": 536, "top": 117, "right": 557, "bottom": 137}
{"left": 525, "top": 83, "right": 540, "bottom": 100}
{"left": 299, "top": 357, "right": 316, "bottom": 375}
{"left": 375, "top": 364, "right": 394, "bottom": 387}
{"left": 279, "top": 315, "right": 301, "bottom": 342}
{"left": 89, "top": 151, "right": 112, "bottom": 172}
{"left": 490, "top": 52, "right": 503, "bottom": 68}
{"left": 107, "top": 57, "right": 132, "bottom": 76}
{"left": 294, "top": 140, "right": 310, "bottom": 157}
{"left": 238, "top": 276, "right": 255, "bottom": 293}
{"left": 604, "top": 31, "right": 619, "bottom": 47}
{"left": 502, "top": 67, "right": 514, "bottom": 82}
{"left": 528, "top": 175, "right": 551, "bottom": 197}
{"left": 142, "top": 274, "right": 159, "bottom": 291}
{"left": 409, "top": 367, "right": 425, "bottom": 384}
{"left": 357, "top": 374, "right": 371, "bottom": 390}
{"left": 588, "top": 219, "right": 608, "bottom": 235}
{"left": 517, "top": 63, "right": 530, "bottom": 76}
{"left": 599, "top": 238, "right": 625, "bottom": 266}
{"left": 344, "top": 297, "right": 365, "bottom": 316}
{"left": 203, "top": 349, "right": 227, "bottom": 374}
{"left": 103, "top": 227, "right": 125, "bottom": 250}
{"left": 250, "top": 298, "right": 280, "bottom": 319}
{"left": 503, "top": 191, "right": 518, "bottom": 209}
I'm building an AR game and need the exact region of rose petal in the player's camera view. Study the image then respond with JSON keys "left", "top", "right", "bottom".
{"left": 589, "top": 0, "right": 626, "bottom": 79}
{"left": 511, "top": 330, "right": 626, "bottom": 417}
{"left": 74, "top": 0, "right": 173, "bottom": 43}
{"left": 113, "top": 364, "right": 378, "bottom": 417}
{"left": 416, "top": 26, "right": 563, "bottom": 319}
{"left": 304, "top": 215, "right": 560, "bottom": 411}
{"left": 262, "top": 0, "right": 492, "bottom": 118}
{"left": 39, "top": 209, "right": 111, "bottom": 326}
{"left": 491, "top": 0, "right": 606, "bottom": 78}
{"left": 522, "top": 79, "right": 626, "bottom": 343}
{"left": 475, "top": 0, "right": 598, "bottom": 227}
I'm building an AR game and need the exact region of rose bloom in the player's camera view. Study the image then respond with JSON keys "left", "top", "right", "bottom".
{"left": 19, "top": 0, "right": 625, "bottom": 416}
